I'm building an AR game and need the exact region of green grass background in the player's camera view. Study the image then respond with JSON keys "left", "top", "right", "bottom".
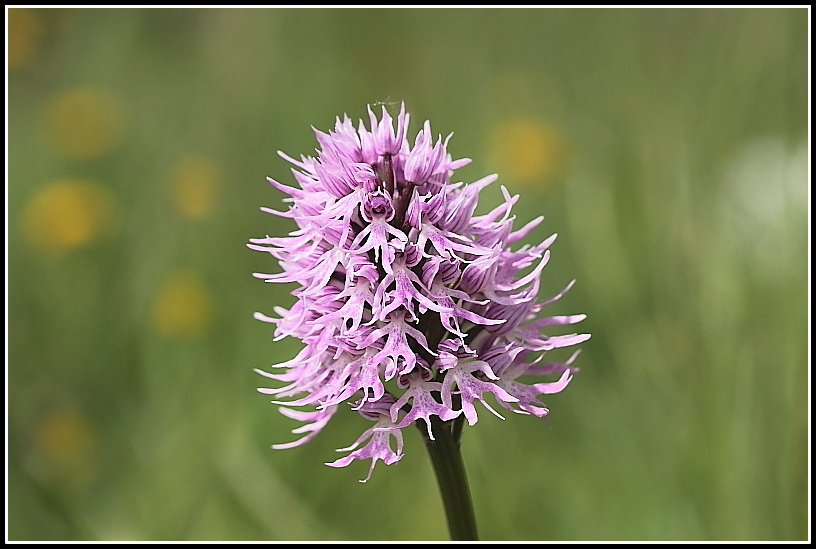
{"left": 7, "top": 7, "right": 809, "bottom": 541}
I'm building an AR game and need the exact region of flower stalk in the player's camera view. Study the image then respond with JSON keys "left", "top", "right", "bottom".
{"left": 420, "top": 416, "right": 479, "bottom": 541}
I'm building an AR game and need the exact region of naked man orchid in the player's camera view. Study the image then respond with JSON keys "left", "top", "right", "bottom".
{"left": 250, "top": 104, "right": 589, "bottom": 491}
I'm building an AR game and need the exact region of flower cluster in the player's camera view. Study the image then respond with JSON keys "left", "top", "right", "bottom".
{"left": 251, "top": 104, "right": 589, "bottom": 481}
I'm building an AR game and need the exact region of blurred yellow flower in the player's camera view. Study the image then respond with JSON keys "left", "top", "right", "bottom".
{"left": 44, "top": 87, "right": 127, "bottom": 159}
{"left": 37, "top": 407, "right": 97, "bottom": 481}
{"left": 488, "top": 118, "right": 569, "bottom": 187}
{"left": 168, "top": 155, "right": 220, "bottom": 220}
{"left": 7, "top": 8, "right": 43, "bottom": 70}
{"left": 20, "top": 179, "right": 117, "bottom": 253}
{"left": 151, "top": 271, "right": 214, "bottom": 339}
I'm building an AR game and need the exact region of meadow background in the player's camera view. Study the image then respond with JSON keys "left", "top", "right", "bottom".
{"left": 6, "top": 7, "right": 809, "bottom": 541}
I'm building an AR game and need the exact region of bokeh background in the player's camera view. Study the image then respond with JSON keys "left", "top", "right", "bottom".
{"left": 6, "top": 7, "right": 809, "bottom": 541}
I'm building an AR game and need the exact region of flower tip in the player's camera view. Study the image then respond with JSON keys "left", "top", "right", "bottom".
{"left": 472, "top": 173, "right": 500, "bottom": 190}
{"left": 566, "top": 349, "right": 583, "bottom": 365}
{"left": 253, "top": 311, "right": 276, "bottom": 322}
{"left": 271, "top": 440, "right": 303, "bottom": 450}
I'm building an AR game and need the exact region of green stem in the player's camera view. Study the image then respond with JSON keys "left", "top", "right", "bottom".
{"left": 420, "top": 416, "right": 479, "bottom": 541}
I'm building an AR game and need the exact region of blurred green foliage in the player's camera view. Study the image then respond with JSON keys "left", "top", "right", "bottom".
{"left": 7, "top": 7, "right": 808, "bottom": 541}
